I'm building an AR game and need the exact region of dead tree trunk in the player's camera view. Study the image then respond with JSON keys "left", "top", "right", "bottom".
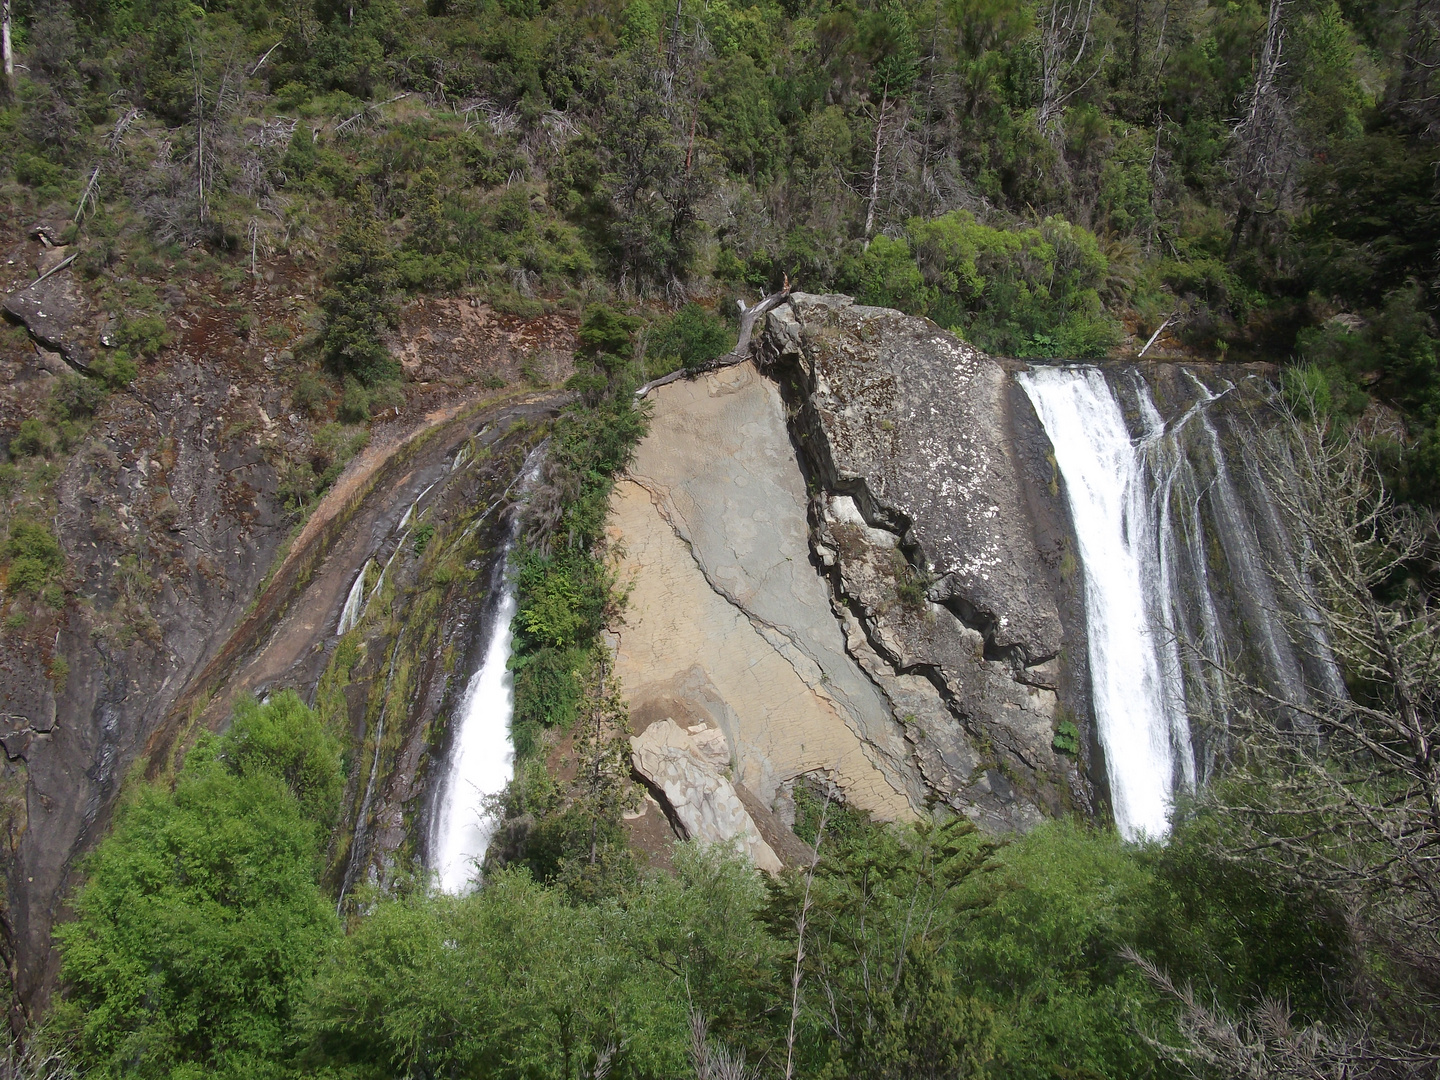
{"left": 1038, "top": 0, "right": 1104, "bottom": 140}
{"left": 864, "top": 87, "right": 891, "bottom": 247}
{"left": 1228, "top": 0, "right": 1289, "bottom": 261}
{"left": 2, "top": 0, "right": 13, "bottom": 100}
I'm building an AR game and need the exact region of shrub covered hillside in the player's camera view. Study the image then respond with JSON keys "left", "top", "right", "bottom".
{"left": 2, "top": 0, "right": 1439, "bottom": 497}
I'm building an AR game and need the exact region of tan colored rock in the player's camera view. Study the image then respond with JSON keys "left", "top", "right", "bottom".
{"left": 610, "top": 361, "right": 918, "bottom": 821}
{"left": 631, "top": 720, "right": 783, "bottom": 873}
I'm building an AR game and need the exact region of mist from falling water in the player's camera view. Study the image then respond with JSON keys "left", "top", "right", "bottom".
{"left": 1019, "top": 366, "right": 1188, "bottom": 839}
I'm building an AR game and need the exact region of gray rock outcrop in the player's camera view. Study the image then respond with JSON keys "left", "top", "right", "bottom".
{"left": 760, "top": 294, "right": 1090, "bottom": 826}
{"left": 766, "top": 293, "right": 1061, "bottom": 660}
{"left": 630, "top": 720, "right": 782, "bottom": 873}
{"left": 610, "top": 362, "right": 919, "bottom": 821}
{"left": 4, "top": 267, "right": 97, "bottom": 371}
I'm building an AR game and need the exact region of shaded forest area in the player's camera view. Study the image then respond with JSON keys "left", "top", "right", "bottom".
{"left": 2, "top": 0, "right": 1440, "bottom": 497}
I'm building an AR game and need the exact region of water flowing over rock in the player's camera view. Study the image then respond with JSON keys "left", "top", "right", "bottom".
{"left": 430, "top": 544, "right": 520, "bottom": 892}
{"left": 1019, "top": 367, "right": 1188, "bottom": 838}
{"left": 430, "top": 447, "right": 545, "bottom": 892}
{"left": 1020, "top": 364, "right": 1343, "bottom": 837}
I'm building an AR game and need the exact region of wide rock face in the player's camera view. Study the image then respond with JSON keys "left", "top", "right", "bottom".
{"left": 766, "top": 293, "right": 1061, "bottom": 660}
{"left": 610, "top": 311, "right": 1091, "bottom": 840}
{"left": 3, "top": 268, "right": 99, "bottom": 371}
{"left": 762, "top": 294, "right": 1089, "bottom": 827}
{"left": 609, "top": 362, "right": 919, "bottom": 825}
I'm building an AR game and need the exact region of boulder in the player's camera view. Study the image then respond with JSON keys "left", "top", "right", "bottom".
{"left": 764, "top": 295, "right": 1086, "bottom": 826}
{"left": 631, "top": 719, "right": 783, "bottom": 873}
{"left": 4, "top": 270, "right": 97, "bottom": 371}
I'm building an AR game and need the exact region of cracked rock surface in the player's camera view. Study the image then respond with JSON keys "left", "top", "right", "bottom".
{"left": 609, "top": 362, "right": 919, "bottom": 821}
{"left": 630, "top": 720, "right": 782, "bottom": 873}
{"left": 766, "top": 293, "right": 1061, "bottom": 661}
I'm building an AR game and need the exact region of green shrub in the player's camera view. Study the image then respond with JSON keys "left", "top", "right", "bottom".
{"left": 88, "top": 353, "right": 138, "bottom": 389}
{"left": 645, "top": 303, "right": 736, "bottom": 374}
{"left": 10, "top": 418, "right": 55, "bottom": 458}
{"left": 292, "top": 371, "right": 334, "bottom": 418}
{"left": 321, "top": 189, "right": 400, "bottom": 386}
{"left": 50, "top": 373, "right": 107, "bottom": 419}
{"left": 839, "top": 234, "right": 933, "bottom": 315}
{"left": 337, "top": 378, "right": 372, "bottom": 423}
{"left": 115, "top": 314, "right": 173, "bottom": 360}
{"left": 14, "top": 152, "right": 64, "bottom": 189}
{"left": 52, "top": 693, "right": 341, "bottom": 1078}
{"left": 5, "top": 520, "right": 65, "bottom": 594}
{"left": 311, "top": 423, "right": 369, "bottom": 477}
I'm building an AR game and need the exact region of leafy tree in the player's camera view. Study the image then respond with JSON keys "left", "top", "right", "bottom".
{"left": 645, "top": 302, "right": 735, "bottom": 375}
{"left": 321, "top": 185, "right": 400, "bottom": 386}
{"left": 51, "top": 692, "right": 342, "bottom": 1079}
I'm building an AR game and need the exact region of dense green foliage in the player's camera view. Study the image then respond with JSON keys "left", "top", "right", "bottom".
{"left": 12, "top": 0, "right": 1440, "bottom": 1073}
{"left": 49, "top": 763, "right": 1371, "bottom": 1080}
{"left": 6, "top": 0, "right": 1440, "bottom": 498}
{"left": 51, "top": 692, "right": 342, "bottom": 1079}
{"left": 509, "top": 306, "right": 649, "bottom": 757}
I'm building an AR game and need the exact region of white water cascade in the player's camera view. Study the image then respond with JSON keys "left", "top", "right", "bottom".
{"left": 336, "top": 561, "right": 371, "bottom": 636}
{"left": 432, "top": 552, "right": 519, "bottom": 892}
{"left": 431, "top": 446, "right": 545, "bottom": 893}
{"left": 1019, "top": 366, "right": 1192, "bottom": 839}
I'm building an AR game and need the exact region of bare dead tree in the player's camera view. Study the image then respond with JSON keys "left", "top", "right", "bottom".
{"left": 1126, "top": 948, "right": 1438, "bottom": 1079}
{"left": 2, "top": 0, "right": 13, "bottom": 100}
{"left": 784, "top": 798, "right": 828, "bottom": 1080}
{"left": 688, "top": 1008, "right": 750, "bottom": 1080}
{"left": 1192, "top": 403, "right": 1440, "bottom": 1022}
{"left": 863, "top": 91, "right": 894, "bottom": 245}
{"left": 1037, "top": 0, "right": 1108, "bottom": 141}
{"left": 1395, "top": 0, "right": 1440, "bottom": 138}
{"left": 1227, "top": 0, "right": 1294, "bottom": 261}
{"left": 0, "top": 1034, "right": 76, "bottom": 1080}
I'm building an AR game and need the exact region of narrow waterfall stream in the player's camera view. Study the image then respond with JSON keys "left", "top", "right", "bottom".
{"left": 336, "top": 561, "right": 371, "bottom": 636}
{"left": 1019, "top": 366, "right": 1187, "bottom": 838}
{"left": 430, "top": 447, "right": 545, "bottom": 893}
{"left": 431, "top": 546, "right": 519, "bottom": 892}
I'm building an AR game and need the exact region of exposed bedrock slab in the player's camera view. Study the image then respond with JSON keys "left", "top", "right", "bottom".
{"left": 4, "top": 270, "right": 98, "bottom": 371}
{"left": 630, "top": 720, "right": 783, "bottom": 873}
{"left": 608, "top": 362, "right": 919, "bottom": 821}
{"left": 764, "top": 293, "right": 1061, "bottom": 661}
{"left": 762, "top": 295, "right": 1086, "bottom": 824}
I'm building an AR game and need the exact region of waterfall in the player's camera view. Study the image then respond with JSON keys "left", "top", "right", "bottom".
{"left": 430, "top": 445, "right": 545, "bottom": 893}
{"left": 1019, "top": 367, "right": 1187, "bottom": 839}
{"left": 1020, "top": 365, "right": 1342, "bottom": 839}
{"left": 431, "top": 550, "right": 519, "bottom": 892}
{"left": 336, "top": 561, "right": 371, "bottom": 635}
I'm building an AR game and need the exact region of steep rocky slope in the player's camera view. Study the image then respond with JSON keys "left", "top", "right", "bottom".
{"left": 0, "top": 223, "right": 576, "bottom": 1022}
{"left": 614, "top": 295, "right": 1096, "bottom": 848}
